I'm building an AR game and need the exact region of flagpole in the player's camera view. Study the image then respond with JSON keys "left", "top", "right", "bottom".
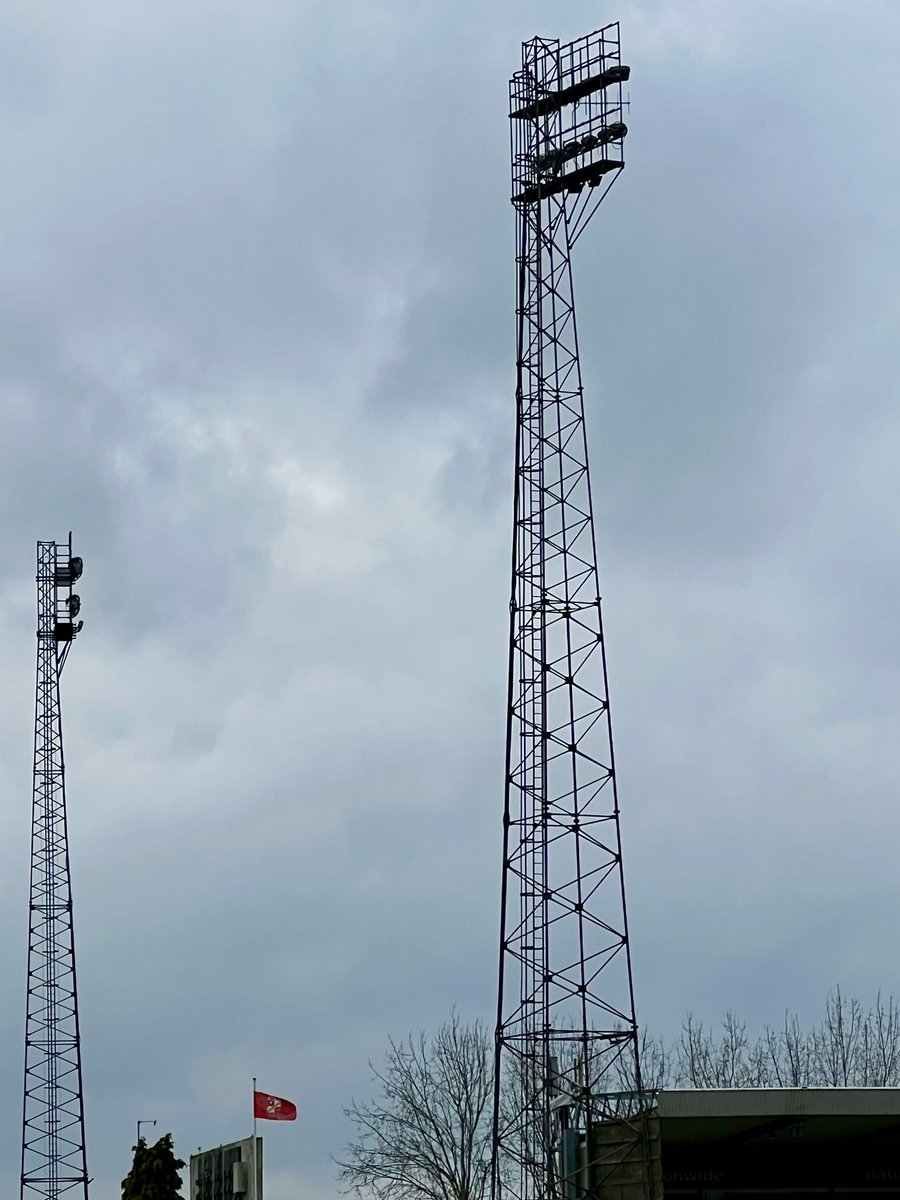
{"left": 252, "top": 1077, "right": 259, "bottom": 1200}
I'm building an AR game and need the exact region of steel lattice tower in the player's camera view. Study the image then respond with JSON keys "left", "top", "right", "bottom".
{"left": 21, "top": 535, "right": 89, "bottom": 1200}
{"left": 492, "top": 26, "right": 659, "bottom": 1200}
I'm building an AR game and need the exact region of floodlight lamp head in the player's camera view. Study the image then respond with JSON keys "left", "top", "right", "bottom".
{"left": 54, "top": 555, "right": 83, "bottom": 587}
{"left": 68, "top": 594, "right": 81, "bottom": 617}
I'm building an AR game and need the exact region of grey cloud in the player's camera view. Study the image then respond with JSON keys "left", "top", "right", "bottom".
{"left": 3, "top": 2, "right": 900, "bottom": 1198}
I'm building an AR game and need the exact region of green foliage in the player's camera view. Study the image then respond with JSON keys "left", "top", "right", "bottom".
{"left": 122, "top": 1133, "right": 185, "bottom": 1200}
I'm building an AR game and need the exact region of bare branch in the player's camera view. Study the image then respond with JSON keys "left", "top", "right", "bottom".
{"left": 337, "top": 1015, "right": 493, "bottom": 1200}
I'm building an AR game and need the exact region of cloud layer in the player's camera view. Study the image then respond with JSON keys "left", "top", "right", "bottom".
{"left": 2, "top": 1, "right": 900, "bottom": 1196}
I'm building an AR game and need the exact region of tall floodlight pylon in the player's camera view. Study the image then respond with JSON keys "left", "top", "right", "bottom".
{"left": 21, "top": 535, "right": 89, "bottom": 1200}
{"left": 492, "top": 26, "right": 660, "bottom": 1200}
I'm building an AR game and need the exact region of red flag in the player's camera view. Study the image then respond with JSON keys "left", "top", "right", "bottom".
{"left": 254, "top": 1090, "right": 297, "bottom": 1121}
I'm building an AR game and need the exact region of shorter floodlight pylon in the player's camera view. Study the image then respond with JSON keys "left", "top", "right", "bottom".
{"left": 21, "top": 534, "right": 89, "bottom": 1200}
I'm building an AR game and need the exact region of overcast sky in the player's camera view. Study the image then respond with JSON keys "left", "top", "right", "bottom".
{"left": 2, "top": 0, "right": 900, "bottom": 1196}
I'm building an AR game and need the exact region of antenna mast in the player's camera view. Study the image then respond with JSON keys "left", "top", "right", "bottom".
{"left": 21, "top": 534, "right": 89, "bottom": 1200}
{"left": 491, "top": 25, "right": 658, "bottom": 1200}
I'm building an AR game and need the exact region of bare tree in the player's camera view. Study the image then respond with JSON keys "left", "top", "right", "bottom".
{"left": 812, "top": 986, "right": 864, "bottom": 1086}
{"left": 862, "top": 991, "right": 900, "bottom": 1085}
{"left": 762, "top": 1014, "right": 814, "bottom": 1087}
{"left": 636, "top": 1027, "right": 674, "bottom": 1092}
{"left": 715, "top": 1011, "right": 751, "bottom": 1086}
{"left": 677, "top": 1011, "right": 758, "bottom": 1087}
{"left": 676, "top": 1015, "right": 717, "bottom": 1087}
{"left": 340, "top": 987, "right": 900, "bottom": 1200}
{"left": 337, "top": 1014, "right": 493, "bottom": 1200}
{"left": 674, "top": 988, "right": 900, "bottom": 1089}
{"left": 608, "top": 1026, "right": 674, "bottom": 1092}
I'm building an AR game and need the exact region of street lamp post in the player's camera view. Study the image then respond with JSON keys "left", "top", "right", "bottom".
{"left": 137, "top": 1120, "right": 157, "bottom": 1148}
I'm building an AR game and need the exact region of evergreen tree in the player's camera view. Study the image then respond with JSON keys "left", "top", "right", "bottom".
{"left": 122, "top": 1132, "right": 185, "bottom": 1200}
